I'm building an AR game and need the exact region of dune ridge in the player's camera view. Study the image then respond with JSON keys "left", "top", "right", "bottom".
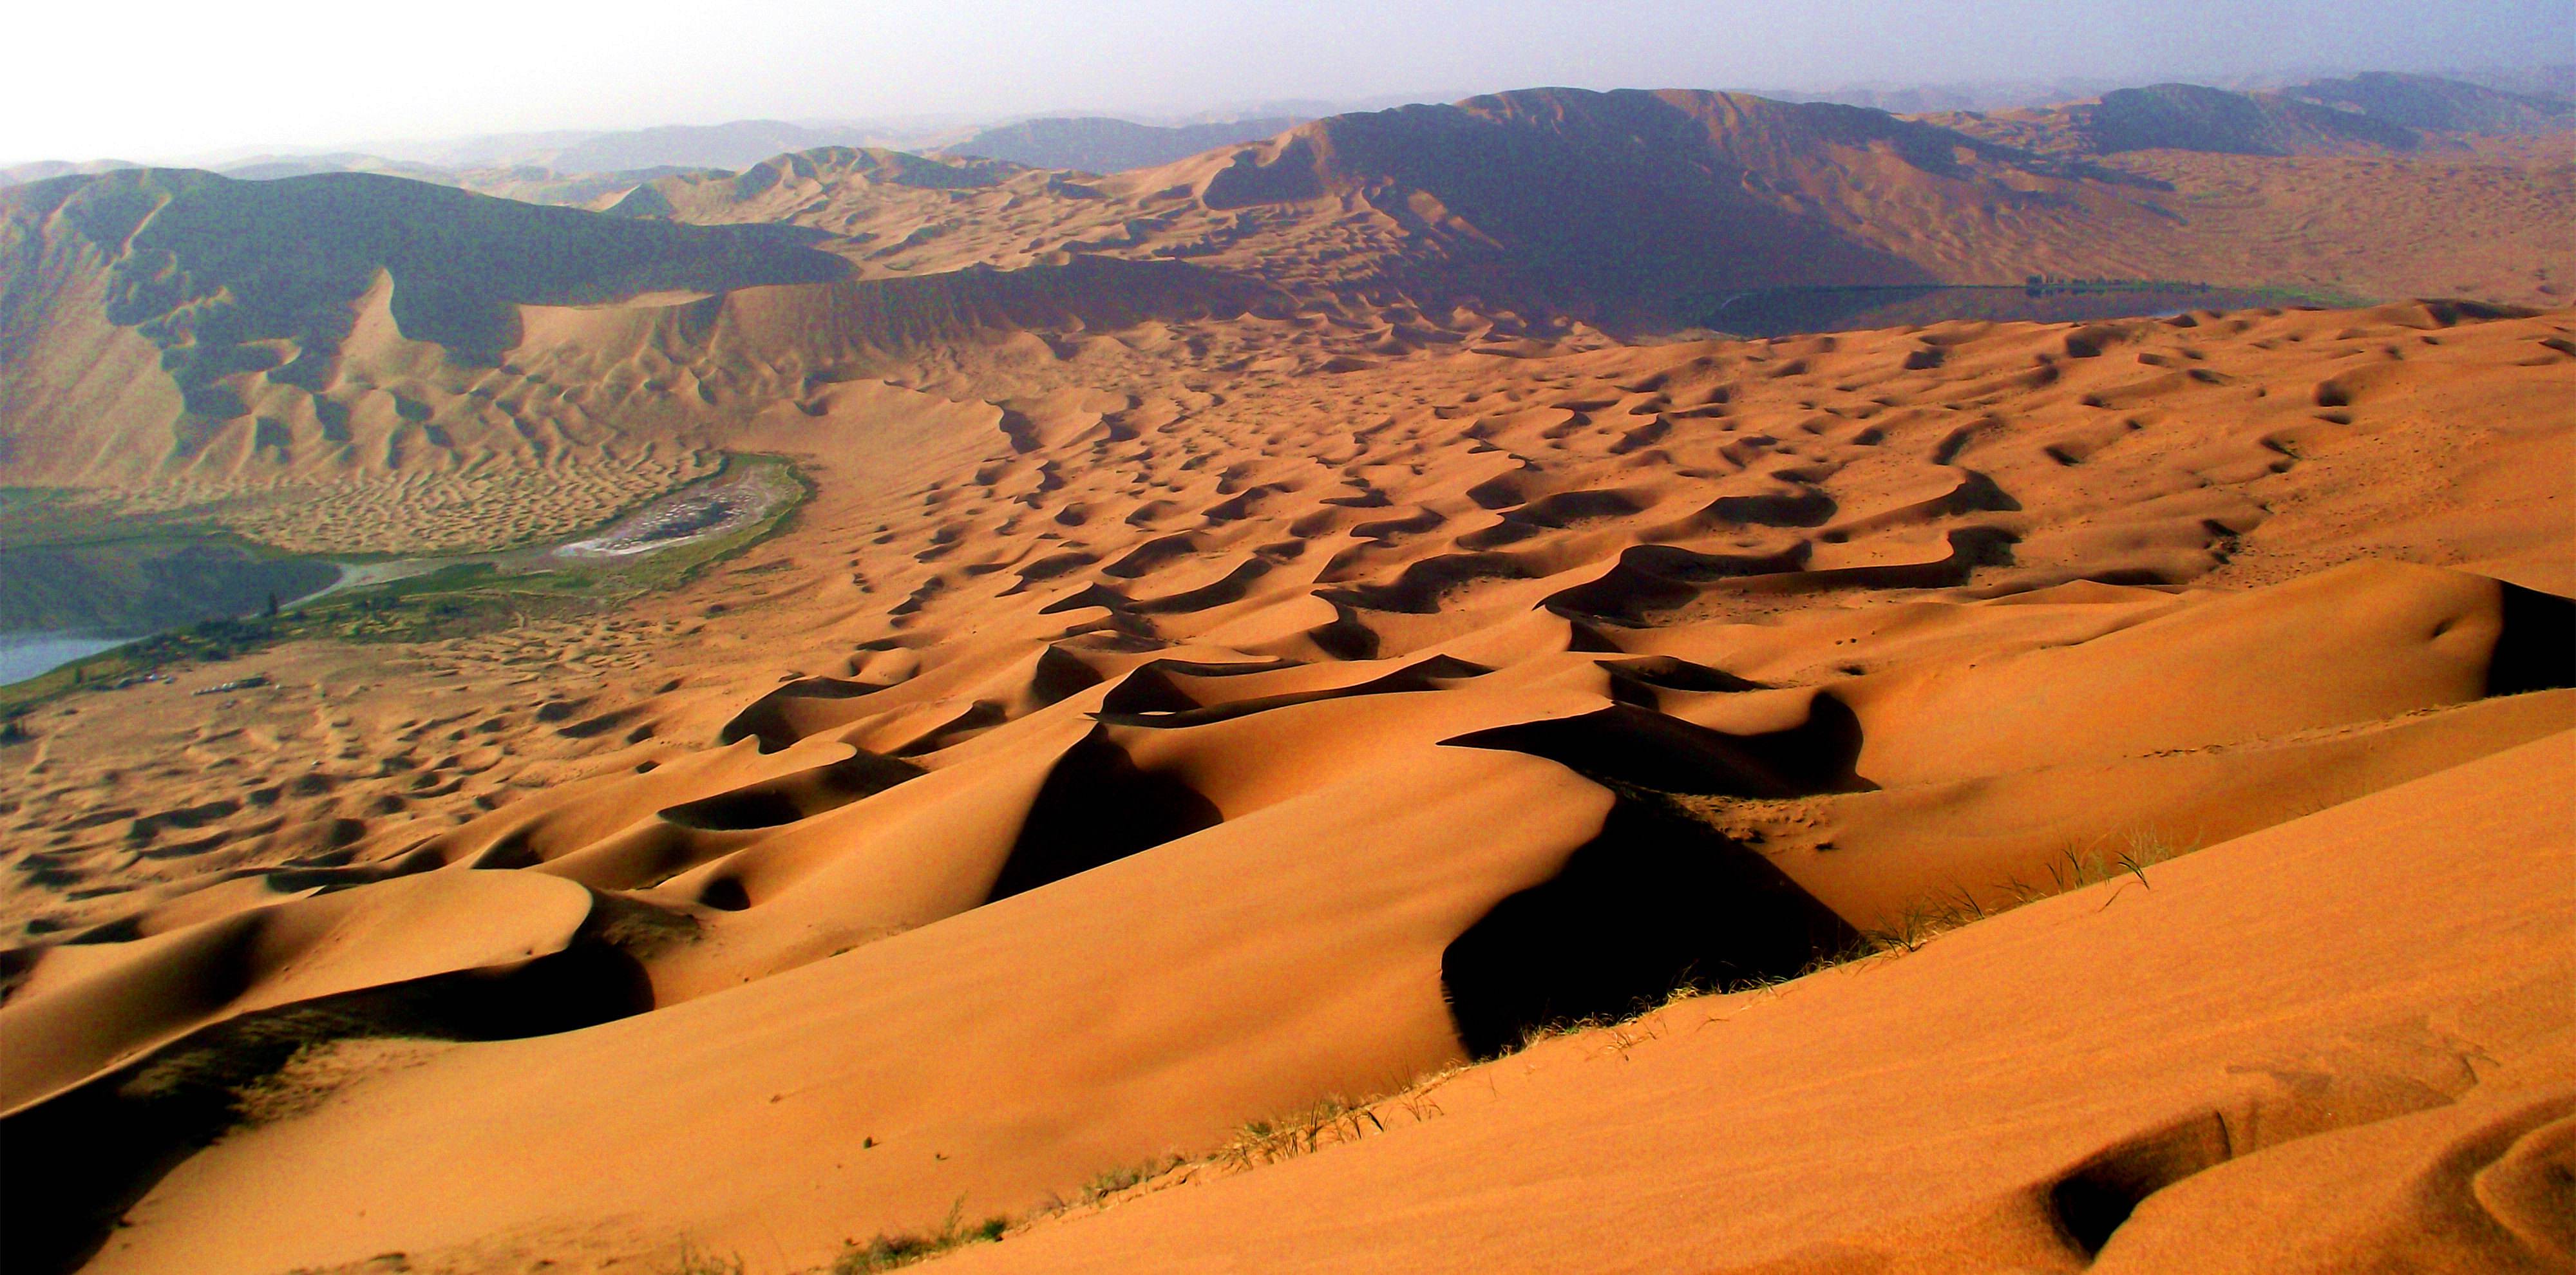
{"left": 0, "top": 294, "right": 2568, "bottom": 1274}
{"left": 2, "top": 64, "right": 2573, "bottom": 1275}
{"left": 8, "top": 85, "right": 2572, "bottom": 556}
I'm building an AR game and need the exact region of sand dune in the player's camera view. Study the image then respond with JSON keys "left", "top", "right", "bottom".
{"left": 2, "top": 66, "right": 2572, "bottom": 1275}
{"left": 2, "top": 296, "right": 2568, "bottom": 1274}
{"left": 8, "top": 88, "right": 2570, "bottom": 558}
{"left": 931, "top": 731, "right": 2576, "bottom": 1274}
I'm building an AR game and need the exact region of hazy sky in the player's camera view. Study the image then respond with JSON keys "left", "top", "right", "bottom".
{"left": 8, "top": 0, "right": 2569, "bottom": 163}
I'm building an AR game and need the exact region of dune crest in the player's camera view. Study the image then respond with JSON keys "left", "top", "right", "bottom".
{"left": 3, "top": 62, "right": 2574, "bottom": 1275}
{"left": 1, "top": 292, "right": 2569, "bottom": 1274}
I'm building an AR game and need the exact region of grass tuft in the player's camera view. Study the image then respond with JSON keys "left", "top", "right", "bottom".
{"left": 831, "top": 1198, "right": 1011, "bottom": 1273}
{"left": 661, "top": 1241, "right": 744, "bottom": 1275}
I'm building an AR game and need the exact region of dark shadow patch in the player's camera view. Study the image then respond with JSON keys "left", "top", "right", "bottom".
{"left": 983, "top": 730, "right": 1222, "bottom": 903}
{"left": 1441, "top": 696, "right": 1868, "bottom": 797}
{"left": 1097, "top": 655, "right": 1489, "bottom": 729}
{"left": 717, "top": 677, "right": 891, "bottom": 753}
{"left": 1542, "top": 542, "right": 1812, "bottom": 625}
{"left": 1600, "top": 656, "right": 1769, "bottom": 704}
{"left": 1028, "top": 645, "right": 1107, "bottom": 708}
{"left": 2488, "top": 581, "right": 2576, "bottom": 698}
{"left": 0, "top": 915, "right": 654, "bottom": 1275}
{"left": 2047, "top": 1112, "right": 2231, "bottom": 1258}
{"left": 1319, "top": 552, "right": 1533, "bottom": 614}
{"left": 1306, "top": 602, "right": 1382, "bottom": 661}
{"left": 658, "top": 751, "right": 923, "bottom": 831}
{"left": 1441, "top": 794, "right": 1859, "bottom": 1059}
{"left": 1132, "top": 557, "right": 1272, "bottom": 615}
{"left": 1095, "top": 657, "right": 1300, "bottom": 716}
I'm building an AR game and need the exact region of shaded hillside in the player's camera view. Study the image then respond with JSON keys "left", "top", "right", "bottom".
{"left": 216, "top": 153, "right": 458, "bottom": 182}
{"left": 1, "top": 167, "right": 849, "bottom": 400}
{"left": 609, "top": 88, "right": 2147, "bottom": 320}
{"left": 1115, "top": 88, "right": 2167, "bottom": 321}
{"left": 1943, "top": 73, "right": 2576, "bottom": 158}
{"left": 3, "top": 83, "right": 2568, "bottom": 542}
{"left": 545, "top": 120, "right": 875, "bottom": 173}
{"left": 607, "top": 147, "right": 1015, "bottom": 223}
{"left": 0, "top": 169, "right": 853, "bottom": 532}
{"left": 943, "top": 115, "right": 1305, "bottom": 174}
{"left": 2282, "top": 71, "right": 2575, "bottom": 135}
{"left": 2082, "top": 82, "right": 2423, "bottom": 155}
{"left": 1, "top": 160, "right": 139, "bottom": 190}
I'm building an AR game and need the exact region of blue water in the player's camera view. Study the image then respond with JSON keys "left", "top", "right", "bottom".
{"left": 0, "top": 632, "right": 131, "bottom": 686}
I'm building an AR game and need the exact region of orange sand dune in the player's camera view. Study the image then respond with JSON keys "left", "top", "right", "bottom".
{"left": 8, "top": 88, "right": 2571, "bottom": 556}
{"left": 936, "top": 730, "right": 2576, "bottom": 1275}
{"left": 2, "top": 296, "right": 2569, "bottom": 1274}
{"left": 5, "top": 84, "right": 2575, "bottom": 1272}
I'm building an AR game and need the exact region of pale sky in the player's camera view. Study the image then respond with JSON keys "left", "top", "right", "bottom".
{"left": 8, "top": 0, "right": 2570, "bottom": 164}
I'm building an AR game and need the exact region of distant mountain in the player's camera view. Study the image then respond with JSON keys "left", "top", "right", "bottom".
{"left": 0, "top": 160, "right": 138, "bottom": 189}
{"left": 1116, "top": 88, "right": 2170, "bottom": 324}
{"left": 2081, "top": 82, "right": 2424, "bottom": 155}
{"left": 2281, "top": 71, "right": 2573, "bottom": 135}
{"left": 607, "top": 147, "right": 1016, "bottom": 222}
{"left": 1942, "top": 73, "right": 2576, "bottom": 158}
{"left": 943, "top": 116, "right": 1307, "bottom": 173}
{"left": 2, "top": 168, "right": 849, "bottom": 413}
{"left": 1765, "top": 80, "right": 2127, "bottom": 113}
{"left": 3, "top": 78, "right": 2566, "bottom": 505}
{"left": 544, "top": 120, "right": 879, "bottom": 174}
{"left": 2445, "top": 64, "right": 2576, "bottom": 102}
{"left": 218, "top": 153, "right": 456, "bottom": 182}
{"left": 203, "top": 153, "right": 697, "bottom": 211}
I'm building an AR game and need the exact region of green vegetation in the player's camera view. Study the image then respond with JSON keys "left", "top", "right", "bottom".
{"left": 831, "top": 1200, "right": 1010, "bottom": 1272}
{"left": 0, "top": 454, "right": 806, "bottom": 711}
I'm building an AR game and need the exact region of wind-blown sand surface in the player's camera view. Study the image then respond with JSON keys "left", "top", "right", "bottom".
{"left": 8, "top": 88, "right": 2571, "bottom": 558}
{"left": 1, "top": 292, "right": 2568, "bottom": 1274}
{"left": 5, "top": 78, "right": 2575, "bottom": 1275}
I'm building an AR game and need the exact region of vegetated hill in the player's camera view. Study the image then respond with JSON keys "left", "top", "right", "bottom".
{"left": 2441, "top": 62, "right": 2576, "bottom": 104}
{"left": 1942, "top": 73, "right": 2576, "bottom": 158}
{"left": 2282, "top": 71, "right": 2575, "bottom": 135}
{"left": 542, "top": 120, "right": 878, "bottom": 173}
{"left": 0, "top": 160, "right": 138, "bottom": 190}
{"left": 216, "top": 153, "right": 459, "bottom": 182}
{"left": 942, "top": 115, "right": 1305, "bottom": 174}
{"left": 2082, "top": 82, "right": 2427, "bottom": 155}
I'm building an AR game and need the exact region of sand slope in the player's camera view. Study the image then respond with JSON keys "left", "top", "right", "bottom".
{"left": 8, "top": 86, "right": 2571, "bottom": 554}
{"left": 1, "top": 77, "right": 2572, "bottom": 1274}
{"left": 1, "top": 297, "right": 2568, "bottom": 1274}
{"left": 933, "top": 730, "right": 2576, "bottom": 1275}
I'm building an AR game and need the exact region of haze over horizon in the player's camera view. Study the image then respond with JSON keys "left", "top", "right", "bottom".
{"left": 8, "top": 0, "right": 2570, "bottom": 166}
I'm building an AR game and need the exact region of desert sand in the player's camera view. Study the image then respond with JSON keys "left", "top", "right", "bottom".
{"left": 1, "top": 81, "right": 2571, "bottom": 1275}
